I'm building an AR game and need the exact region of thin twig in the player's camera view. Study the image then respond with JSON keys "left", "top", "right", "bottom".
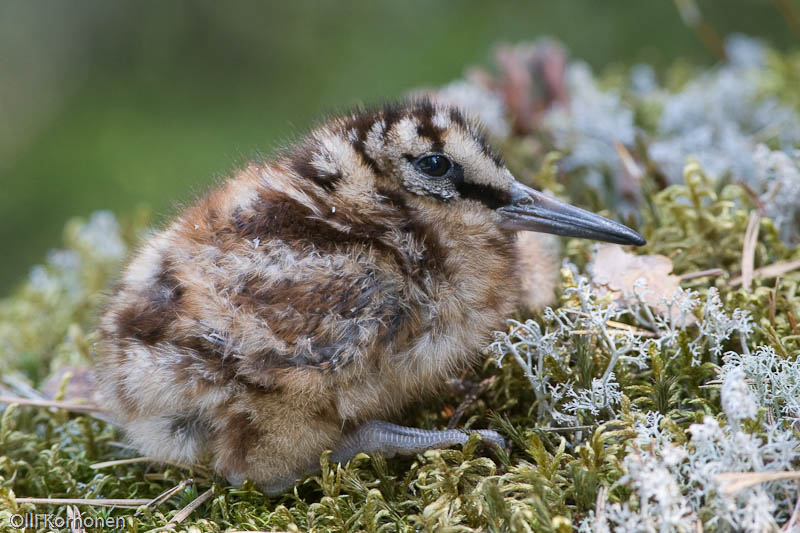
{"left": 1, "top": 375, "right": 48, "bottom": 400}
{"left": 730, "top": 258, "right": 800, "bottom": 287}
{"left": 15, "top": 497, "right": 151, "bottom": 508}
{"left": 0, "top": 395, "right": 109, "bottom": 415}
{"left": 143, "top": 478, "right": 194, "bottom": 513}
{"left": 783, "top": 481, "right": 800, "bottom": 531}
{"left": 677, "top": 268, "right": 725, "bottom": 282}
{"left": 595, "top": 485, "right": 608, "bottom": 526}
{"left": 717, "top": 471, "right": 800, "bottom": 495}
{"left": 614, "top": 141, "right": 644, "bottom": 182}
{"left": 613, "top": 140, "right": 644, "bottom": 201}
{"left": 607, "top": 319, "right": 658, "bottom": 336}
{"left": 741, "top": 211, "right": 760, "bottom": 292}
{"left": 107, "top": 441, "right": 137, "bottom": 451}
{"left": 770, "top": 277, "right": 781, "bottom": 325}
{"left": 537, "top": 425, "right": 595, "bottom": 433}
{"left": 90, "top": 457, "right": 156, "bottom": 469}
{"left": 571, "top": 327, "right": 656, "bottom": 338}
{"left": 169, "top": 488, "right": 214, "bottom": 524}
{"left": 788, "top": 311, "right": 800, "bottom": 336}
{"left": 566, "top": 311, "right": 656, "bottom": 336}
{"left": 90, "top": 456, "right": 211, "bottom": 476}
{"left": 738, "top": 181, "right": 767, "bottom": 214}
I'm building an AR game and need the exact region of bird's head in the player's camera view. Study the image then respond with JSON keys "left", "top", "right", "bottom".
{"left": 287, "top": 100, "right": 645, "bottom": 246}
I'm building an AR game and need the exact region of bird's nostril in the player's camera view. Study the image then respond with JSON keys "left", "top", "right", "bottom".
{"left": 518, "top": 196, "right": 532, "bottom": 206}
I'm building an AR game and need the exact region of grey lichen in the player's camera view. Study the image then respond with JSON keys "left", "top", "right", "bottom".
{"left": 1, "top": 35, "right": 800, "bottom": 532}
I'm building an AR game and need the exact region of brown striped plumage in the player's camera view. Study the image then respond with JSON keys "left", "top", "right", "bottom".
{"left": 95, "top": 100, "right": 643, "bottom": 493}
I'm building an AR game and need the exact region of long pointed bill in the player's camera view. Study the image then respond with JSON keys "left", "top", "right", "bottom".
{"left": 497, "top": 181, "right": 646, "bottom": 246}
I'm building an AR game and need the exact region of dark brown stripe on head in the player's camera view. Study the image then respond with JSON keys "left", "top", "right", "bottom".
{"left": 446, "top": 105, "right": 504, "bottom": 168}
{"left": 381, "top": 104, "right": 403, "bottom": 134}
{"left": 448, "top": 108, "right": 468, "bottom": 129}
{"left": 344, "top": 112, "right": 382, "bottom": 174}
{"left": 344, "top": 111, "right": 376, "bottom": 140}
{"left": 412, "top": 100, "right": 444, "bottom": 151}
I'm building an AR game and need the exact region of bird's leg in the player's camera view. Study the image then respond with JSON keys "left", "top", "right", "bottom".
{"left": 330, "top": 420, "right": 504, "bottom": 464}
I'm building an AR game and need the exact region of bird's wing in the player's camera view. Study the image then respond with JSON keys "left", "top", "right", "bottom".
{"left": 228, "top": 262, "right": 405, "bottom": 373}
{"left": 162, "top": 175, "right": 411, "bottom": 380}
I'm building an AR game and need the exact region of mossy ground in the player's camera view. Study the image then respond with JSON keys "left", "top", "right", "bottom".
{"left": 2, "top": 41, "right": 800, "bottom": 532}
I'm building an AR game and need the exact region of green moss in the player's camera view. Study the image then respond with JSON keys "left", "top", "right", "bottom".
{"left": 2, "top": 49, "right": 800, "bottom": 532}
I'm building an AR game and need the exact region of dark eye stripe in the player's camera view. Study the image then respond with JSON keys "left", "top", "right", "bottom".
{"left": 402, "top": 153, "right": 508, "bottom": 208}
{"left": 451, "top": 175, "right": 509, "bottom": 210}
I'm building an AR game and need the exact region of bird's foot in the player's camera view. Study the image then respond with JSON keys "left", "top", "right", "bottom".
{"left": 330, "top": 420, "right": 504, "bottom": 464}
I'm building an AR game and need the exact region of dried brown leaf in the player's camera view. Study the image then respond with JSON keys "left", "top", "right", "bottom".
{"left": 588, "top": 244, "right": 693, "bottom": 322}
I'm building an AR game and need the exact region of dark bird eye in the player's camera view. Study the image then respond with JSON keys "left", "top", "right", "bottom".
{"left": 415, "top": 155, "right": 452, "bottom": 177}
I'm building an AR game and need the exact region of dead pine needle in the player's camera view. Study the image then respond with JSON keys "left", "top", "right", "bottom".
{"left": 717, "top": 471, "right": 800, "bottom": 495}
{"left": 565, "top": 311, "right": 656, "bottom": 336}
{"left": 0, "top": 395, "right": 109, "bottom": 415}
{"left": 740, "top": 211, "right": 760, "bottom": 292}
{"left": 90, "top": 456, "right": 211, "bottom": 477}
{"left": 784, "top": 482, "right": 800, "bottom": 532}
{"left": 538, "top": 425, "right": 595, "bottom": 433}
{"left": 788, "top": 311, "right": 800, "bottom": 336}
{"left": 169, "top": 488, "right": 214, "bottom": 525}
{"left": 730, "top": 258, "right": 800, "bottom": 287}
{"left": 90, "top": 456, "right": 157, "bottom": 469}
{"left": 571, "top": 326, "right": 656, "bottom": 338}
{"left": 595, "top": 485, "right": 608, "bottom": 525}
{"left": 769, "top": 277, "right": 780, "bottom": 325}
{"left": 613, "top": 140, "right": 644, "bottom": 199}
{"left": 15, "top": 497, "right": 152, "bottom": 508}
{"left": 142, "top": 478, "right": 195, "bottom": 513}
{"left": 677, "top": 268, "right": 725, "bottom": 282}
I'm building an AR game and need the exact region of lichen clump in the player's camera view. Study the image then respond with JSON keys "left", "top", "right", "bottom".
{"left": 2, "top": 35, "right": 800, "bottom": 532}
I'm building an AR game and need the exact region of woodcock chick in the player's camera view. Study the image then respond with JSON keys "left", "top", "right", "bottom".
{"left": 95, "top": 100, "right": 645, "bottom": 494}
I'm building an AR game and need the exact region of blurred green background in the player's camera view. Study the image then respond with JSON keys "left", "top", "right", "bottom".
{"left": 1, "top": 0, "right": 798, "bottom": 295}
